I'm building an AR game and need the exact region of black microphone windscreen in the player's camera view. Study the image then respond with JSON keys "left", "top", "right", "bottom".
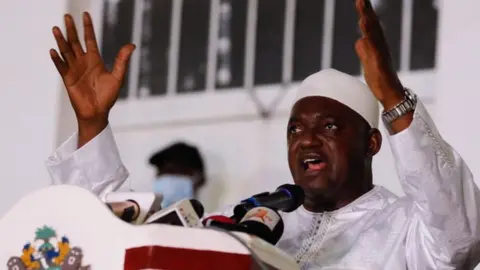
{"left": 239, "top": 207, "right": 284, "bottom": 245}
{"left": 190, "top": 199, "right": 204, "bottom": 218}
{"left": 277, "top": 184, "right": 305, "bottom": 212}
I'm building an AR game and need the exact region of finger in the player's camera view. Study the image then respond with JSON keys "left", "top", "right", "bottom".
{"left": 356, "top": 1, "right": 378, "bottom": 28}
{"left": 52, "top": 26, "right": 76, "bottom": 64}
{"left": 363, "top": 17, "right": 389, "bottom": 49}
{"left": 358, "top": 13, "right": 387, "bottom": 49}
{"left": 355, "top": 38, "right": 368, "bottom": 62}
{"left": 356, "top": 36, "right": 391, "bottom": 64}
{"left": 111, "top": 44, "right": 136, "bottom": 82}
{"left": 65, "top": 14, "right": 84, "bottom": 57}
{"left": 50, "top": 49, "right": 68, "bottom": 76}
{"left": 355, "top": 0, "right": 371, "bottom": 18}
{"left": 356, "top": 0, "right": 377, "bottom": 20}
{"left": 362, "top": 1, "right": 384, "bottom": 35}
{"left": 358, "top": 17, "right": 369, "bottom": 37}
{"left": 83, "top": 12, "right": 100, "bottom": 54}
{"left": 355, "top": 0, "right": 365, "bottom": 16}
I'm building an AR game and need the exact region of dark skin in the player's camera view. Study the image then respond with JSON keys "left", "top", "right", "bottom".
{"left": 354, "top": 0, "right": 413, "bottom": 133}
{"left": 285, "top": 0, "right": 414, "bottom": 212}
{"left": 49, "top": 1, "right": 413, "bottom": 211}
{"left": 49, "top": 1, "right": 411, "bottom": 147}
{"left": 48, "top": 1, "right": 411, "bottom": 147}
{"left": 49, "top": 13, "right": 135, "bottom": 148}
{"left": 287, "top": 97, "right": 382, "bottom": 212}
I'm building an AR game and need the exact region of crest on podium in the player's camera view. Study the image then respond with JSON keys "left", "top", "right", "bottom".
{"left": 6, "top": 225, "right": 90, "bottom": 270}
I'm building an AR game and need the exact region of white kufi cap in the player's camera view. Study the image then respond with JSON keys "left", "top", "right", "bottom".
{"left": 294, "top": 69, "right": 379, "bottom": 128}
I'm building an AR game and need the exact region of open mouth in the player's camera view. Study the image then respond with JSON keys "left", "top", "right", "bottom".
{"left": 300, "top": 155, "right": 328, "bottom": 173}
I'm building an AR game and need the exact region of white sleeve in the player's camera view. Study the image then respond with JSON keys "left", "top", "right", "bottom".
{"left": 388, "top": 98, "right": 480, "bottom": 269}
{"left": 45, "top": 125, "right": 129, "bottom": 200}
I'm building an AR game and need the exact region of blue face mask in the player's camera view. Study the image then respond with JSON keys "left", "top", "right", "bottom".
{"left": 153, "top": 174, "right": 194, "bottom": 208}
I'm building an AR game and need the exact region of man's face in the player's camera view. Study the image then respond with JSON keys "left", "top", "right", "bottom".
{"left": 287, "top": 96, "right": 373, "bottom": 204}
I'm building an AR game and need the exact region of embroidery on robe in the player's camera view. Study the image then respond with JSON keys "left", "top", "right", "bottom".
{"left": 6, "top": 225, "right": 91, "bottom": 270}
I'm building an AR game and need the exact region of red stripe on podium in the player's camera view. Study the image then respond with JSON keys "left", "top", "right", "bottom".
{"left": 124, "top": 246, "right": 253, "bottom": 270}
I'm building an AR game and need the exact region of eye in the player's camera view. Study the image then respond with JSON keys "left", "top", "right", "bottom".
{"left": 288, "top": 124, "right": 302, "bottom": 134}
{"left": 325, "top": 123, "right": 338, "bottom": 130}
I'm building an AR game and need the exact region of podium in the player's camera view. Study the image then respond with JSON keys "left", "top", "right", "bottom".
{"left": 0, "top": 185, "right": 299, "bottom": 270}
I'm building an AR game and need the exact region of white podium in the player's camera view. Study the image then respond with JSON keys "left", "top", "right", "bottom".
{"left": 0, "top": 185, "right": 299, "bottom": 270}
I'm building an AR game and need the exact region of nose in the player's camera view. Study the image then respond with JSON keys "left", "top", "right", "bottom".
{"left": 298, "top": 130, "right": 322, "bottom": 148}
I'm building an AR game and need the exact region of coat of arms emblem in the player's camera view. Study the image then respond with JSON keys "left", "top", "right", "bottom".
{"left": 6, "top": 225, "right": 90, "bottom": 270}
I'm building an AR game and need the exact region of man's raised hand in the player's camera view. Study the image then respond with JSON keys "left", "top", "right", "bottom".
{"left": 355, "top": 0, "right": 413, "bottom": 133}
{"left": 50, "top": 12, "right": 135, "bottom": 146}
{"left": 354, "top": 0, "right": 404, "bottom": 110}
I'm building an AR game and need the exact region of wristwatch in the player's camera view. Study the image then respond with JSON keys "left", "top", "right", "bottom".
{"left": 381, "top": 88, "right": 417, "bottom": 125}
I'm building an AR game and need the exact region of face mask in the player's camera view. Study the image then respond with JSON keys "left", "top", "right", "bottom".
{"left": 153, "top": 174, "right": 194, "bottom": 208}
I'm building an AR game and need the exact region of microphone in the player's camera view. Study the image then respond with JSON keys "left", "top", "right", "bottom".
{"left": 106, "top": 201, "right": 140, "bottom": 223}
{"left": 238, "top": 206, "right": 284, "bottom": 245}
{"left": 202, "top": 215, "right": 241, "bottom": 232}
{"left": 145, "top": 199, "right": 204, "bottom": 227}
{"left": 104, "top": 192, "right": 163, "bottom": 224}
{"left": 233, "top": 184, "right": 305, "bottom": 221}
{"left": 204, "top": 207, "right": 284, "bottom": 245}
{"left": 202, "top": 215, "right": 235, "bottom": 226}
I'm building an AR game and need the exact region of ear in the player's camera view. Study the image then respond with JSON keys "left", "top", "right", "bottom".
{"left": 367, "top": 128, "right": 382, "bottom": 157}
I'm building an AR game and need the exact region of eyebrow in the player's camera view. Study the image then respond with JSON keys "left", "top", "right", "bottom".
{"left": 288, "top": 116, "right": 298, "bottom": 124}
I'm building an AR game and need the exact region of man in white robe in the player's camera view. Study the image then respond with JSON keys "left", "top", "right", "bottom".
{"left": 46, "top": 0, "right": 480, "bottom": 269}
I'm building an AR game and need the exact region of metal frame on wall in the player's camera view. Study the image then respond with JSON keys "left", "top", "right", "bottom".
{"left": 78, "top": 0, "right": 438, "bottom": 131}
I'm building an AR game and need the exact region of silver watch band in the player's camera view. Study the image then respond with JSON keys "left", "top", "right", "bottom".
{"left": 381, "top": 89, "right": 417, "bottom": 125}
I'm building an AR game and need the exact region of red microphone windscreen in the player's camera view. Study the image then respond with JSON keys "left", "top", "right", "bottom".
{"left": 202, "top": 215, "right": 235, "bottom": 226}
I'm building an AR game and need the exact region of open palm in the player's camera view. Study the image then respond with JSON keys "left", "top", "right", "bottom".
{"left": 50, "top": 12, "right": 135, "bottom": 123}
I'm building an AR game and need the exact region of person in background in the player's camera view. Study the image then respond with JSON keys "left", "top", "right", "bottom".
{"left": 149, "top": 142, "right": 206, "bottom": 208}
